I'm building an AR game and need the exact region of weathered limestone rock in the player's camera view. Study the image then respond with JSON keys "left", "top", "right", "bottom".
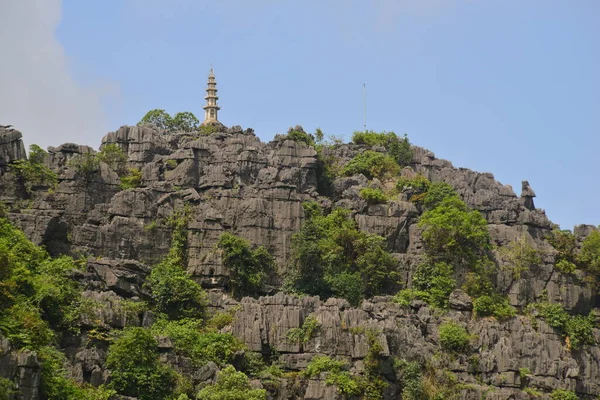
{"left": 0, "top": 127, "right": 26, "bottom": 169}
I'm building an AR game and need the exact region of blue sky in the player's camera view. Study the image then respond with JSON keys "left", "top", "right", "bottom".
{"left": 1, "top": 1, "right": 598, "bottom": 230}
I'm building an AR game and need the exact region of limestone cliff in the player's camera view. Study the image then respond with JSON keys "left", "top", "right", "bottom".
{"left": 0, "top": 124, "right": 598, "bottom": 400}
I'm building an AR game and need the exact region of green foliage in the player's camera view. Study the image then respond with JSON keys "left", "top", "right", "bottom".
{"left": 394, "top": 359, "right": 426, "bottom": 400}
{"left": 578, "top": 231, "right": 600, "bottom": 275}
{"left": 288, "top": 205, "right": 398, "bottom": 305}
{"left": 392, "top": 288, "right": 430, "bottom": 307}
{"left": 198, "top": 124, "right": 219, "bottom": 135}
{"left": 218, "top": 233, "right": 275, "bottom": 299}
{"left": 151, "top": 318, "right": 244, "bottom": 366}
{"left": 12, "top": 144, "right": 58, "bottom": 193}
{"left": 548, "top": 229, "right": 578, "bottom": 265}
{"left": 171, "top": 111, "right": 200, "bottom": 132}
{"left": 106, "top": 327, "right": 177, "bottom": 400}
{"left": 0, "top": 302, "right": 54, "bottom": 349}
{"left": 69, "top": 150, "right": 101, "bottom": 181}
{"left": 438, "top": 322, "right": 471, "bottom": 353}
{"left": 303, "top": 355, "right": 347, "bottom": 378}
{"left": 497, "top": 235, "right": 541, "bottom": 279}
{"left": 39, "top": 346, "right": 116, "bottom": 400}
{"left": 120, "top": 167, "right": 142, "bottom": 189}
{"left": 286, "top": 315, "right": 320, "bottom": 344}
{"left": 138, "top": 109, "right": 200, "bottom": 132}
{"left": 359, "top": 187, "right": 388, "bottom": 204}
{"left": 411, "top": 261, "right": 456, "bottom": 308}
{"left": 555, "top": 259, "right": 577, "bottom": 274}
{"left": 549, "top": 389, "right": 579, "bottom": 400}
{"left": 342, "top": 150, "right": 400, "bottom": 180}
{"left": 422, "top": 182, "right": 458, "bottom": 210}
{"left": 396, "top": 175, "right": 431, "bottom": 204}
{"left": 197, "top": 366, "right": 267, "bottom": 400}
{"left": 530, "top": 302, "right": 595, "bottom": 350}
{"left": 138, "top": 109, "right": 173, "bottom": 130}
{"left": 418, "top": 196, "right": 490, "bottom": 265}
{"left": 519, "top": 367, "right": 531, "bottom": 381}
{"left": 145, "top": 261, "right": 207, "bottom": 320}
{"left": 286, "top": 129, "right": 315, "bottom": 146}
{"left": 0, "top": 377, "right": 17, "bottom": 400}
{"left": 98, "top": 144, "right": 127, "bottom": 176}
{"left": 472, "top": 294, "right": 516, "bottom": 319}
{"left": 565, "top": 315, "right": 595, "bottom": 349}
{"left": 351, "top": 131, "right": 413, "bottom": 167}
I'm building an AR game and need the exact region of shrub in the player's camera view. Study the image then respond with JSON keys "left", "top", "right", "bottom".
{"left": 286, "top": 129, "right": 315, "bottom": 147}
{"left": 578, "top": 231, "right": 600, "bottom": 275}
{"left": 359, "top": 187, "right": 388, "bottom": 204}
{"left": 352, "top": 131, "right": 412, "bottom": 166}
{"left": 288, "top": 205, "right": 398, "bottom": 305}
{"left": 530, "top": 302, "right": 595, "bottom": 350}
{"left": 395, "top": 359, "right": 426, "bottom": 400}
{"left": 151, "top": 318, "right": 244, "bottom": 366}
{"left": 12, "top": 144, "right": 58, "bottom": 193}
{"left": 70, "top": 150, "right": 100, "bottom": 181}
{"left": 0, "top": 377, "right": 17, "bottom": 400}
{"left": 98, "top": 144, "right": 127, "bottom": 176}
{"left": 497, "top": 235, "right": 541, "bottom": 279}
{"left": 120, "top": 167, "right": 142, "bottom": 189}
{"left": 396, "top": 175, "right": 431, "bottom": 204}
{"left": 519, "top": 367, "right": 531, "bottom": 380}
{"left": 438, "top": 322, "right": 470, "bottom": 353}
{"left": 342, "top": 150, "right": 399, "bottom": 180}
{"left": 418, "top": 196, "right": 490, "bottom": 265}
{"left": 106, "top": 327, "right": 177, "bottom": 400}
{"left": 197, "top": 366, "right": 267, "bottom": 400}
{"left": 145, "top": 261, "right": 207, "bottom": 320}
{"left": 422, "top": 182, "right": 458, "bottom": 210}
{"left": 218, "top": 233, "right": 275, "bottom": 299}
{"left": 473, "top": 295, "right": 516, "bottom": 320}
{"left": 548, "top": 229, "right": 577, "bottom": 265}
{"left": 412, "top": 261, "right": 456, "bottom": 308}
{"left": 565, "top": 315, "right": 594, "bottom": 349}
{"left": 549, "top": 389, "right": 579, "bottom": 400}
{"left": 555, "top": 259, "right": 577, "bottom": 274}
{"left": 286, "top": 315, "right": 321, "bottom": 344}
{"left": 392, "top": 289, "right": 430, "bottom": 307}
{"left": 303, "top": 355, "right": 347, "bottom": 378}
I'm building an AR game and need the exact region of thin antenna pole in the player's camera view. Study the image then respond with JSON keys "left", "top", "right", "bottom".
{"left": 363, "top": 83, "right": 367, "bottom": 132}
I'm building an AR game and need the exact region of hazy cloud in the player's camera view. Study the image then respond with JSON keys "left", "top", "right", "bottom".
{"left": 0, "top": 0, "right": 116, "bottom": 150}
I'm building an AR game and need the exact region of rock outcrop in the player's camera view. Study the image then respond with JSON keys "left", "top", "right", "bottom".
{"left": 0, "top": 123, "right": 598, "bottom": 399}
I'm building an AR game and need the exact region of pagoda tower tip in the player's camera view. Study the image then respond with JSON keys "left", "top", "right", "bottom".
{"left": 202, "top": 68, "right": 220, "bottom": 125}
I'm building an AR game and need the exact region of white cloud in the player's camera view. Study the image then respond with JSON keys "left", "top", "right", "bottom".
{"left": 0, "top": 0, "right": 116, "bottom": 151}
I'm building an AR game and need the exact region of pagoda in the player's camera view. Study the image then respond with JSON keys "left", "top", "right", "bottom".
{"left": 202, "top": 68, "right": 220, "bottom": 125}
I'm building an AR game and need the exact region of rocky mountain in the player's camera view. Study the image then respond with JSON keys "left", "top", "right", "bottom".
{"left": 0, "top": 124, "right": 598, "bottom": 400}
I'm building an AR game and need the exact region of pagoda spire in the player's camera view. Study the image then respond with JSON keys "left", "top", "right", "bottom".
{"left": 202, "top": 68, "right": 220, "bottom": 125}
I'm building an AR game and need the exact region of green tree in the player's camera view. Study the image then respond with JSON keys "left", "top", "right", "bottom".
{"left": 98, "top": 143, "right": 128, "bottom": 176}
{"left": 578, "top": 231, "right": 600, "bottom": 275}
{"left": 138, "top": 109, "right": 173, "bottom": 130}
{"left": 197, "top": 366, "right": 267, "bottom": 400}
{"left": 171, "top": 112, "right": 200, "bottom": 132}
{"left": 218, "top": 233, "right": 275, "bottom": 299}
{"left": 106, "top": 327, "right": 177, "bottom": 400}
{"left": 497, "top": 235, "right": 541, "bottom": 279}
{"left": 438, "top": 322, "right": 470, "bottom": 353}
{"left": 342, "top": 150, "right": 399, "bottom": 180}
{"left": 418, "top": 197, "right": 490, "bottom": 265}
{"left": 12, "top": 144, "right": 58, "bottom": 193}
{"left": 145, "top": 261, "right": 207, "bottom": 320}
{"left": 422, "top": 181, "right": 458, "bottom": 210}
{"left": 288, "top": 204, "right": 397, "bottom": 305}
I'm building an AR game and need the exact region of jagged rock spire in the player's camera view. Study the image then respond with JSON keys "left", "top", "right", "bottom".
{"left": 202, "top": 68, "right": 220, "bottom": 125}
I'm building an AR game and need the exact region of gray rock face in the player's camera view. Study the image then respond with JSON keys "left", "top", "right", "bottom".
{"left": 0, "top": 127, "right": 26, "bottom": 170}
{"left": 1, "top": 125, "right": 599, "bottom": 399}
